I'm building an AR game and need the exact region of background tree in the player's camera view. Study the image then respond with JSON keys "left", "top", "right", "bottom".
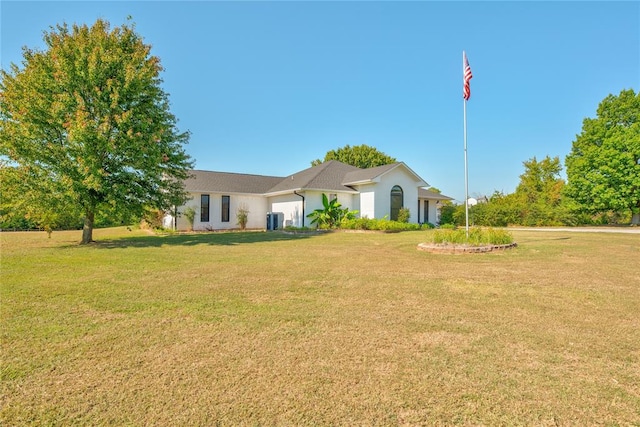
{"left": 514, "top": 156, "right": 567, "bottom": 225}
{"left": 565, "top": 89, "right": 640, "bottom": 225}
{"left": 0, "top": 162, "right": 82, "bottom": 232}
{"left": 459, "top": 156, "right": 568, "bottom": 227}
{"left": 0, "top": 19, "right": 193, "bottom": 243}
{"left": 311, "top": 144, "right": 396, "bottom": 168}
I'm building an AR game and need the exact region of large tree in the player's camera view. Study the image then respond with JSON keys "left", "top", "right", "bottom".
{"left": 0, "top": 19, "right": 193, "bottom": 243}
{"left": 312, "top": 144, "right": 396, "bottom": 168}
{"left": 565, "top": 89, "right": 640, "bottom": 225}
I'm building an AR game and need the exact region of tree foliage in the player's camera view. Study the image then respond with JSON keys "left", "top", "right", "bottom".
{"left": 514, "top": 156, "right": 569, "bottom": 225}
{"left": 0, "top": 162, "right": 82, "bottom": 231}
{"left": 312, "top": 144, "right": 396, "bottom": 169}
{"left": 445, "top": 156, "right": 570, "bottom": 227}
{"left": 565, "top": 89, "right": 640, "bottom": 224}
{"left": 0, "top": 19, "right": 193, "bottom": 242}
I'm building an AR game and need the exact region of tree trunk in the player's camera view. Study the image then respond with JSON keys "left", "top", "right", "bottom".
{"left": 81, "top": 210, "right": 95, "bottom": 244}
{"left": 633, "top": 202, "right": 640, "bottom": 226}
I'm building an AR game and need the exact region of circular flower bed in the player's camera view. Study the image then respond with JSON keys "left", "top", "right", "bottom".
{"left": 417, "top": 242, "right": 517, "bottom": 254}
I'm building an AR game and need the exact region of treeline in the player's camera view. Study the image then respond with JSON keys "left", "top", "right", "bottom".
{"left": 439, "top": 156, "right": 632, "bottom": 227}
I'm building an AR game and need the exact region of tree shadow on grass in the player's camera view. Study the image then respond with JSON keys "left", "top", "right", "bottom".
{"left": 88, "top": 230, "right": 319, "bottom": 249}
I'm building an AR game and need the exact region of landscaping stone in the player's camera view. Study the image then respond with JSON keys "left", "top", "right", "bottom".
{"left": 417, "top": 242, "right": 517, "bottom": 254}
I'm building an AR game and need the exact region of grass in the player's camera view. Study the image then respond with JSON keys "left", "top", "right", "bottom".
{"left": 431, "top": 227, "right": 514, "bottom": 245}
{"left": 1, "top": 227, "right": 639, "bottom": 425}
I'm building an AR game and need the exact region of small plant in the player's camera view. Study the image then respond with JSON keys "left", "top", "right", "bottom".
{"left": 236, "top": 204, "right": 249, "bottom": 230}
{"left": 397, "top": 207, "right": 411, "bottom": 223}
{"left": 182, "top": 206, "right": 196, "bottom": 231}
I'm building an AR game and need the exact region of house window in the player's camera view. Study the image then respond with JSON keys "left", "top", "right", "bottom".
{"left": 200, "top": 194, "right": 210, "bottom": 222}
{"left": 390, "top": 185, "right": 403, "bottom": 221}
{"left": 221, "top": 195, "right": 230, "bottom": 222}
{"left": 424, "top": 200, "right": 430, "bottom": 223}
{"left": 329, "top": 193, "right": 337, "bottom": 202}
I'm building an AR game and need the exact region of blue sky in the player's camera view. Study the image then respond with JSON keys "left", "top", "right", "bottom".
{"left": 2, "top": 1, "right": 638, "bottom": 202}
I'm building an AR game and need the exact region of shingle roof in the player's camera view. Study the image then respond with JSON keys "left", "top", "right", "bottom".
{"left": 342, "top": 162, "right": 403, "bottom": 184}
{"left": 343, "top": 162, "right": 428, "bottom": 187}
{"left": 418, "top": 188, "right": 454, "bottom": 200}
{"left": 184, "top": 170, "right": 285, "bottom": 194}
{"left": 184, "top": 161, "right": 445, "bottom": 198}
{"left": 265, "top": 160, "right": 361, "bottom": 194}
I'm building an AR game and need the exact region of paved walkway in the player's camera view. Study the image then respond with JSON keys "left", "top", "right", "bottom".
{"left": 507, "top": 227, "right": 640, "bottom": 234}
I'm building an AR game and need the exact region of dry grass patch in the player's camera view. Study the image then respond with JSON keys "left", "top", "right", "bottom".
{"left": 1, "top": 228, "right": 639, "bottom": 425}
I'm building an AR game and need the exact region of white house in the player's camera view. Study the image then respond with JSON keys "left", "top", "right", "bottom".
{"left": 164, "top": 160, "right": 453, "bottom": 231}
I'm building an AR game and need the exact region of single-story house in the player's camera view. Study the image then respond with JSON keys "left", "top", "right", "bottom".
{"left": 163, "top": 160, "right": 453, "bottom": 231}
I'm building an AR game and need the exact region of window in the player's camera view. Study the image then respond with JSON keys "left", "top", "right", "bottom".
{"left": 200, "top": 194, "right": 210, "bottom": 222}
{"left": 424, "top": 200, "right": 430, "bottom": 223}
{"left": 329, "top": 193, "right": 337, "bottom": 202}
{"left": 390, "top": 185, "right": 403, "bottom": 221}
{"left": 221, "top": 195, "right": 230, "bottom": 222}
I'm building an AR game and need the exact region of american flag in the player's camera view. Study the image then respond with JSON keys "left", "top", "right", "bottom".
{"left": 463, "top": 51, "right": 473, "bottom": 101}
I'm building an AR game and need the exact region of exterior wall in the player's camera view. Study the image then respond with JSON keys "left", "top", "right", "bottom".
{"left": 418, "top": 199, "right": 442, "bottom": 225}
{"left": 303, "top": 191, "right": 357, "bottom": 227}
{"left": 370, "top": 167, "right": 422, "bottom": 223}
{"left": 175, "top": 192, "right": 268, "bottom": 231}
{"left": 270, "top": 194, "right": 304, "bottom": 228}
{"left": 356, "top": 186, "right": 376, "bottom": 218}
{"left": 270, "top": 191, "right": 357, "bottom": 228}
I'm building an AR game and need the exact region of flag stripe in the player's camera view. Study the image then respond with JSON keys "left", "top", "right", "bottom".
{"left": 463, "top": 51, "right": 473, "bottom": 101}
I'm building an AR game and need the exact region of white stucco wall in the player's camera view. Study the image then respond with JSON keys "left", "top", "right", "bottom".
{"left": 351, "top": 167, "right": 422, "bottom": 223}
{"left": 268, "top": 191, "right": 358, "bottom": 228}
{"left": 270, "top": 194, "right": 304, "bottom": 228}
{"left": 417, "top": 198, "right": 445, "bottom": 225}
{"left": 174, "top": 193, "right": 269, "bottom": 231}
{"left": 357, "top": 187, "right": 376, "bottom": 219}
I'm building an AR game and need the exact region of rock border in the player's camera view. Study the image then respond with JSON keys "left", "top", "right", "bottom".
{"left": 417, "top": 242, "right": 518, "bottom": 254}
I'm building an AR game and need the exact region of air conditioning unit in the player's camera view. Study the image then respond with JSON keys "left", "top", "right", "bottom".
{"left": 266, "top": 212, "right": 282, "bottom": 230}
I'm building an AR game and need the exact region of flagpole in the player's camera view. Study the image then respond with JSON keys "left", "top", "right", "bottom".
{"left": 463, "top": 52, "right": 469, "bottom": 239}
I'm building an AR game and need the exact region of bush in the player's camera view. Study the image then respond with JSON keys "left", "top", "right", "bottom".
{"left": 341, "top": 217, "right": 421, "bottom": 232}
{"left": 397, "top": 207, "right": 411, "bottom": 223}
{"left": 182, "top": 207, "right": 196, "bottom": 231}
{"left": 236, "top": 204, "right": 249, "bottom": 230}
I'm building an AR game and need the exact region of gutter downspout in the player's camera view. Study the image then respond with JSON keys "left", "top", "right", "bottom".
{"left": 294, "top": 191, "right": 305, "bottom": 228}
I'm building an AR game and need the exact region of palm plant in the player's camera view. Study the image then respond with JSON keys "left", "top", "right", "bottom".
{"left": 307, "top": 194, "right": 356, "bottom": 228}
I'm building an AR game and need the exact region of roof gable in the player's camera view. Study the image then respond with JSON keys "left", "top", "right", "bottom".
{"left": 265, "top": 160, "right": 361, "bottom": 194}
{"left": 343, "top": 162, "right": 428, "bottom": 186}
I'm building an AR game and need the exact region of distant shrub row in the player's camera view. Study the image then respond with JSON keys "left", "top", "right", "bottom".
{"left": 341, "top": 218, "right": 435, "bottom": 232}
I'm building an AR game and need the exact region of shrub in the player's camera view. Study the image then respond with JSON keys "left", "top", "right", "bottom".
{"left": 397, "top": 207, "right": 411, "bottom": 223}
{"left": 307, "top": 194, "right": 356, "bottom": 229}
{"left": 236, "top": 204, "right": 249, "bottom": 230}
{"left": 182, "top": 207, "right": 196, "bottom": 231}
{"left": 341, "top": 217, "right": 421, "bottom": 232}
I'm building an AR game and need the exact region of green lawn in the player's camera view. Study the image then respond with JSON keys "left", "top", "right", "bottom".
{"left": 1, "top": 227, "right": 639, "bottom": 425}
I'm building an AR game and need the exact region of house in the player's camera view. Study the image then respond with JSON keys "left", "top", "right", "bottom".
{"left": 163, "top": 160, "right": 453, "bottom": 231}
